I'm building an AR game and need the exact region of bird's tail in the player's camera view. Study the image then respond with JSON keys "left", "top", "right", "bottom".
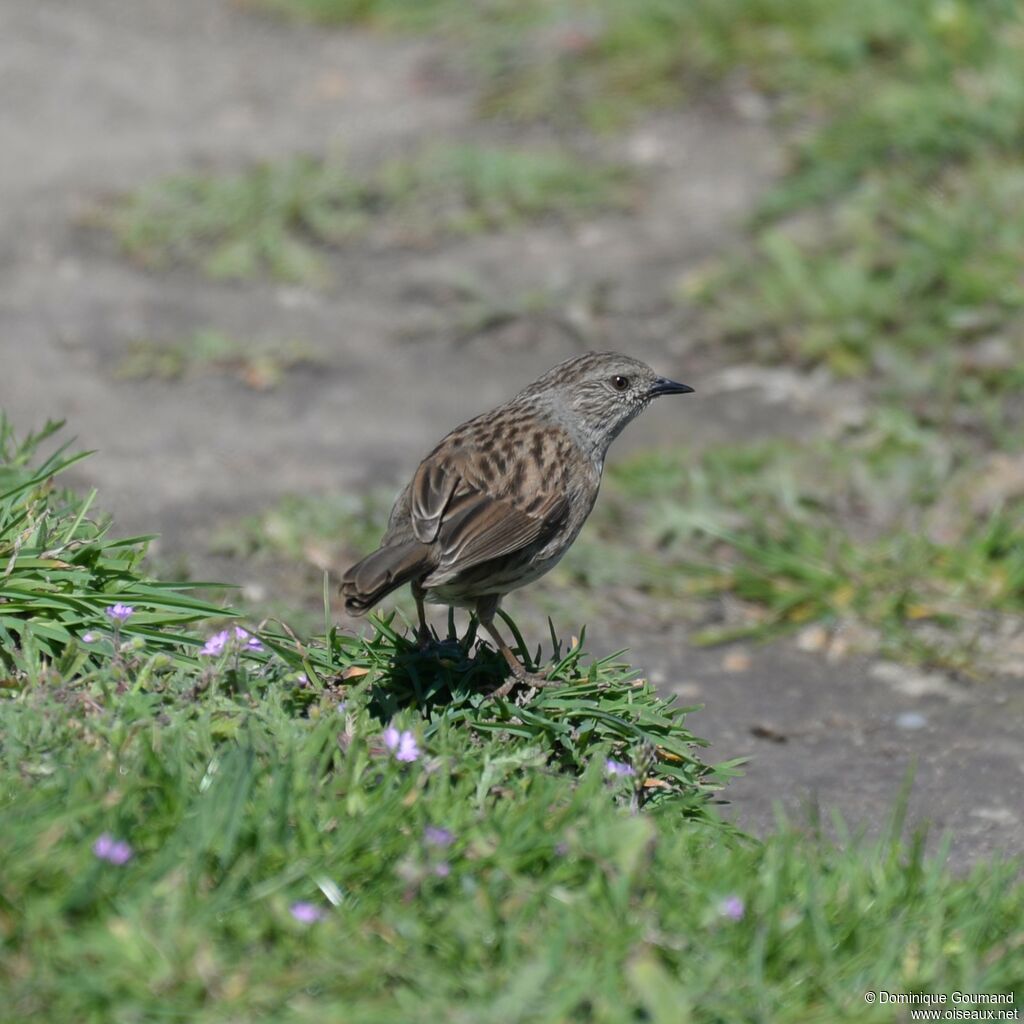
{"left": 339, "top": 540, "right": 433, "bottom": 615}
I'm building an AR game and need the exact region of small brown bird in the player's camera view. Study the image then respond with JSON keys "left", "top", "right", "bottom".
{"left": 340, "top": 351, "right": 694, "bottom": 695}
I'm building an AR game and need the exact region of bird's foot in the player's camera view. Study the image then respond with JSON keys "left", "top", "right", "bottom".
{"left": 484, "top": 665, "right": 560, "bottom": 700}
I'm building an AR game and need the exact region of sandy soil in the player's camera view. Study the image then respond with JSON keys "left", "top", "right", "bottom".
{"left": 2, "top": 0, "right": 1020, "bottom": 868}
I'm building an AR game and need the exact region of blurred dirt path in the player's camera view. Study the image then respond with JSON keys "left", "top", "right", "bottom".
{"left": 1, "top": 0, "right": 1019, "bottom": 867}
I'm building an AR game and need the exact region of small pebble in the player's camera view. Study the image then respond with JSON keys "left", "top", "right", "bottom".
{"left": 895, "top": 712, "right": 927, "bottom": 731}
{"left": 722, "top": 650, "right": 751, "bottom": 673}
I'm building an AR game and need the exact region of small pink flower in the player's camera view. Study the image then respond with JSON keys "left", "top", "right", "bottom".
{"left": 200, "top": 630, "right": 230, "bottom": 657}
{"left": 383, "top": 726, "right": 420, "bottom": 763}
{"left": 719, "top": 895, "right": 745, "bottom": 921}
{"left": 105, "top": 604, "right": 134, "bottom": 622}
{"left": 200, "top": 627, "right": 263, "bottom": 657}
{"left": 93, "top": 833, "right": 133, "bottom": 865}
{"left": 233, "top": 626, "right": 264, "bottom": 651}
{"left": 290, "top": 901, "right": 325, "bottom": 924}
{"left": 424, "top": 826, "right": 455, "bottom": 848}
{"left": 82, "top": 632, "right": 96, "bottom": 644}
{"left": 433, "top": 861, "right": 451, "bottom": 878}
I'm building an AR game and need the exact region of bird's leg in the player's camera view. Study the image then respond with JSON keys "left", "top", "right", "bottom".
{"left": 411, "top": 581, "right": 432, "bottom": 647}
{"left": 475, "top": 596, "right": 557, "bottom": 698}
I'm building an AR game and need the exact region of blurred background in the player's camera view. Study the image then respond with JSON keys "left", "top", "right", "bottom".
{"left": 2, "top": 0, "right": 1022, "bottom": 863}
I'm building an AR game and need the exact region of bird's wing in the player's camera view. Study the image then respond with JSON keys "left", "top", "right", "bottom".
{"left": 409, "top": 449, "right": 568, "bottom": 579}
{"left": 408, "top": 458, "right": 460, "bottom": 543}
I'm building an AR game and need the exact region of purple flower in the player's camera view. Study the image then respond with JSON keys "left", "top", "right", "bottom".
{"left": 200, "top": 627, "right": 263, "bottom": 657}
{"left": 105, "top": 603, "right": 134, "bottom": 622}
{"left": 200, "top": 630, "right": 230, "bottom": 657}
{"left": 605, "top": 758, "right": 635, "bottom": 777}
{"left": 290, "top": 901, "right": 325, "bottom": 924}
{"left": 93, "top": 833, "right": 133, "bottom": 865}
{"left": 82, "top": 632, "right": 96, "bottom": 644}
{"left": 383, "top": 726, "right": 420, "bottom": 763}
{"left": 296, "top": 672, "right": 308, "bottom": 686}
{"left": 433, "top": 861, "right": 451, "bottom": 878}
{"left": 718, "top": 895, "right": 745, "bottom": 922}
{"left": 233, "top": 626, "right": 264, "bottom": 651}
{"left": 424, "top": 826, "right": 455, "bottom": 849}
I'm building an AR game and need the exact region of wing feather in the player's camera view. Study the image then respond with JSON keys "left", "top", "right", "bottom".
{"left": 410, "top": 458, "right": 460, "bottom": 543}
{"left": 409, "top": 450, "right": 568, "bottom": 587}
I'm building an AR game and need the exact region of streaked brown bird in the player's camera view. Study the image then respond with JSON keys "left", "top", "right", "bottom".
{"left": 340, "top": 351, "right": 694, "bottom": 695}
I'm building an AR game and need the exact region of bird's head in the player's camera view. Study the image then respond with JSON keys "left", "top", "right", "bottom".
{"left": 521, "top": 351, "right": 694, "bottom": 458}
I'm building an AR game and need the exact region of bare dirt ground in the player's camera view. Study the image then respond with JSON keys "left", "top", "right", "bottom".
{"left": 2, "top": 0, "right": 1020, "bottom": 868}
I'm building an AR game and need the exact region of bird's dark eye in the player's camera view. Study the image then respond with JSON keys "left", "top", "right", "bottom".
{"left": 610, "top": 375, "right": 630, "bottom": 392}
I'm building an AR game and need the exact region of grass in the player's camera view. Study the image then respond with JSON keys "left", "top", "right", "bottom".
{"left": 666, "top": 1, "right": 1024, "bottom": 424}
{"left": 6, "top": 688, "right": 1023, "bottom": 1022}
{"left": 109, "top": 144, "right": 631, "bottom": 283}
{"left": 689, "top": 160, "right": 1024, "bottom": 404}
{"left": 581, "top": 416, "right": 1021, "bottom": 671}
{"left": 0, "top": 410, "right": 1003, "bottom": 1019}
{"left": 0, "top": 417, "right": 232, "bottom": 674}
{"left": 211, "top": 491, "right": 391, "bottom": 569}
{"left": 249, "top": 0, "right": 1024, "bottom": 145}
{"left": 2, "top": 424, "right": 1021, "bottom": 1020}
{"left": 114, "top": 329, "right": 323, "bottom": 391}
{"left": 7, "top": 671, "right": 1023, "bottom": 1021}
{"left": 660, "top": 1, "right": 1024, "bottom": 657}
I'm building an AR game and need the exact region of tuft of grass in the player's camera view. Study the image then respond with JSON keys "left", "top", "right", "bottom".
{"left": 109, "top": 145, "right": 631, "bottom": 283}
{"left": 0, "top": 417, "right": 233, "bottom": 675}
{"left": 690, "top": 162, "right": 1024, "bottom": 399}
{"left": 114, "top": 329, "right": 323, "bottom": 391}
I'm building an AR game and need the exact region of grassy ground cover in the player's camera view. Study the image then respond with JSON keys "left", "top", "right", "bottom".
{"left": 2, "top": 422, "right": 1022, "bottom": 1021}
{"left": 108, "top": 144, "right": 631, "bottom": 284}
{"left": 670, "top": 1, "right": 1024, "bottom": 659}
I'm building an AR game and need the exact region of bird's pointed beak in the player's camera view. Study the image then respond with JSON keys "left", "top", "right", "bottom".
{"left": 649, "top": 376, "right": 695, "bottom": 398}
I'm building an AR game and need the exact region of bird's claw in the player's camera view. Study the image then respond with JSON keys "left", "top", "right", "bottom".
{"left": 485, "top": 666, "right": 560, "bottom": 700}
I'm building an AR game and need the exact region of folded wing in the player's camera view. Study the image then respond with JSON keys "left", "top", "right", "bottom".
{"left": 409, "top": 450, "right": 568, "bottom": 587}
